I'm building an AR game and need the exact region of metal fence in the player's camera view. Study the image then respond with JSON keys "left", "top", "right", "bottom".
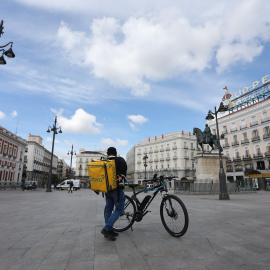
{"left": 174, "top": 180, "right": 257, "bottom": 194}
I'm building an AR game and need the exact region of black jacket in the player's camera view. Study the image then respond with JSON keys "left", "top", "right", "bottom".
{"left": 108, "top": 155, "right": 127, "bottom": 177}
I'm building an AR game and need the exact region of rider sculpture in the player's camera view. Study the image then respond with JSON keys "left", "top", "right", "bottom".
{"left": 193, "top": 125, "right": 222, "bottom": 153}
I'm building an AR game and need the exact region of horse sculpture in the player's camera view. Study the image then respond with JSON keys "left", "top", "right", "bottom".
{"left": 193, "top": 127, "right": 222, "bottom": 153}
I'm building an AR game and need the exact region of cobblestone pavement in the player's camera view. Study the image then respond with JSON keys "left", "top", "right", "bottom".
{"left": 0, "top": 189, "right": 269, "bottom": 270}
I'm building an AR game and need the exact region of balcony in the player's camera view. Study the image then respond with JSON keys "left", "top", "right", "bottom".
{"left": 262, "top": 117, "right": 270, "bottom": 123}
{"left": 222, "top": 130, "right": 228, "bottom": 134}
{"left": 243, "top": 155, "right": 251, "bottom": 161}
{"left": 240, "top": 125, "right": 247, "bottom": 130}
{"left": 231, "top": 141, "right": 239, "bottom": 147}
{"left": 251, "top": 136, "right": 260, "bottom": 142}
{"left": 149, "top": 159, "right": 153, "bottom": 163}
{"left": 143, "top": 151, "right": 147, "bottom": 155}
{"left": 263, "top": 133, "right": 270, "bottom": 140}
{"left": 154, "top": 158, "right": 159, "bottom": 162}
{"left": 149, "top": 150, "right": 153, "bottom": 154}
{"left": 160, "top": 158, "right": 164, "bottom": 161}
{"left": 253, "top": 153, "right": 263, "bottom": 159}
{"left": 241, "top": 139, "right": 249, "bottom": 145}
{"left": 166, "top": 147, "right": 170, "bottom": 151}
{"left": 231, "top": 127, "right": 238, "bottom": 133}
{"left": 235, "top": 167, "right": 243, "bottom": 172}
{"left": 160, "top": 149, "right": 164, "bottom": 152}
{"left": 184, "top": 156, "right": 189, "bottom": 159}
{"left": 154, "top": 149, "right": 158, "bottom": 153}
{"left": 172, "top": 146, "right": 177, "bottom": 150}
{"left": 166, "top": 157, "right": 170, "bottom": 161}
{"left": 184, "top": 146, "right": 188, "bottom": 149}
{"left": 226, "top": 158, "right": 232, "bottom": 163}
{"left": 250, "top": 121, "right": 258, "bottom": 127}
{"left": 226, "top": 167, "right": 233, "bottom": 172}
{"left": 223, "top": 143, "right": 230, "bottom": 149}
{"left": 233, "top": 157, "right": 242, "bottom": 162}
{"left": 137, "top": 161, "right": 141, "bottom": 164}
{"left": 265, "top": 151, "right": 270, "bottom": 157}
{"left": 173, "top": 156, "right": 178, "bottom": 160}
{"left": 137, "top": 152, "right": 141, "bottom": 155}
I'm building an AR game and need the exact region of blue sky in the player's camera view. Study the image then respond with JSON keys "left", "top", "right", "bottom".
{"left": 1, "top": 0, "right": 270, "bottom": 165}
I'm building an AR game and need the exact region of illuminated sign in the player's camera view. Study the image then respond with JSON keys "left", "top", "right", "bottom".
{"left": 226, "top": 74, "right": 270, "bottom": 113}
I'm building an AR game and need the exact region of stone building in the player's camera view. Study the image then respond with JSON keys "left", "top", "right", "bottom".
{"left": 75, "top": 149, "right": 106, "bottom": 185}
{"left": 0, "top": 125, "right": 27, "bottom": 188}
{"left": 208, "top": 75, "right": 270, "bottom": 190}
{"left": 126, "top": 131, "right": 198, "bottom": 188}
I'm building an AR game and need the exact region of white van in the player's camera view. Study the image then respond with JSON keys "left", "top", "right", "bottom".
{"left": 57, "top": 180, "right": 80, "bottom": 191}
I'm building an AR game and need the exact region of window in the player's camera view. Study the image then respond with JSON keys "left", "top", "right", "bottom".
{"left": 243, "top": 132, "right": 248, "bottom": 139}
{"left": 233, "top": 135, "right": 237, "bottom": 143}
{"left": 191, "top": 143, "right": 193, "bottom": 149}
{"left": 223, "top": 126, "right": 227, "bottom": 133}
{"left": 264, "top": 126, "right": 270, "bottom": 135}
{"left": 241, "top": 119, "right": 246, "bottom": 128}
{"left": 167, "top": 164, "right": 169, "bottom": 168}
{"left": 252, "top": 130, "right": 259, "bottom": 137}
{"left": 3, "top": 144, "right": 7, "bottom": 155}
{"left": 231, "top": 123, "right": 236, "bottom": 131}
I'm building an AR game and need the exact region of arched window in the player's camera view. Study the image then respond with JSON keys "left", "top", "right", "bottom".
{"left": 255, "top": 145, "right": 261, "bottom": 156}
{"left": 252, "top": 129, "right": 259, "bottom": 137}
{"left": 264, "top": 126, "right": 270, "bottom": 135}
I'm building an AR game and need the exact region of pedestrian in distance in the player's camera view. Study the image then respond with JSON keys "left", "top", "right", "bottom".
{"left": 101, "top": 147, "right": 127, "bottom": 241}
{"left": 68, "top": 180, "right": 74, "bottom": 193}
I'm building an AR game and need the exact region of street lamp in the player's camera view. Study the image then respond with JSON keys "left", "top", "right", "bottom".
{"left": 206, "top": 102, "right": 230, "bottom": 200}
{"left": 46, "top": 116, "right": 62, "bottom": 192}
{"left": 67, "top": 144, "right": 76, "bottom": 179}
{"left": 0, "top": 20, "right": 15, "bottom": 65}
{"left": 143, "top": 155, "right": 148, "bottom": 192}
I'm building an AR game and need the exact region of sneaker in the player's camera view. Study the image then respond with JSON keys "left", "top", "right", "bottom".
{"left": 101, "top": 229, "right": 116, "bottom": 241}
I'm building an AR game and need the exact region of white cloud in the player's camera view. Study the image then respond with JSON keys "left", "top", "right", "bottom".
{"left": 55, "top": 0, "right": 270, "bottom": 94}
{"left": 101, "top": 138, "right": 128, "bottom": 147}
{"left": 0, "top": 111, "right": 5, "bottom": 119}
{"left": 46, "top": 137, "right": 61, "bottom": 143}
{"left": 10, "top": 110, "right": 18, "bottom": 118}
{"left": 51, "top": 108, "right": 102, "bottom": 135}
{"left": 127, "top": 114, "right": 148, "bottom": 131}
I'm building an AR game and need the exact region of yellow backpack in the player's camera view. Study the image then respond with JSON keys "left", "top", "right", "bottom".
{"left": 87, "top": 159, "right": 117, "bottom": 193}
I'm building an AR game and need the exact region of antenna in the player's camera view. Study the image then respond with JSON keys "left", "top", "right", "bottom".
{"left": 15, "top": 119, "right": 19, "bottom": 134}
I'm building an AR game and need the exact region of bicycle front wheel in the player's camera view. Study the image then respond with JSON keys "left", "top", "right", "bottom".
{"left": 160, "top": 194, "right": 189, "bottom": 237}
{"left": 104, "top": 195, "right": 136, "bottom": 232}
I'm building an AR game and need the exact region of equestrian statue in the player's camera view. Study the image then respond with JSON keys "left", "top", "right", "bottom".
{"left": 193, "top": 124, "right": 223, "bottom": 153}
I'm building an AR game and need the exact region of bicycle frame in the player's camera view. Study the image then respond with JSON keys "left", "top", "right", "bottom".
{"left": 130, "top": 179, "right": 169, "bottom": 216}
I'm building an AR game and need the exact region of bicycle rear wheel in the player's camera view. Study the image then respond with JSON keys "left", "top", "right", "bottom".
{"left": 160, "top": 194, "right": 189, "bottom": 237}
{"left": 104, "top": 195, "right": 136, "bottom": 232}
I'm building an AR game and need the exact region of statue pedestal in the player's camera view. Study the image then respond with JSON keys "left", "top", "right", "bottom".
{"left": 194, "top": 152, "right": 226, "bottom": 183}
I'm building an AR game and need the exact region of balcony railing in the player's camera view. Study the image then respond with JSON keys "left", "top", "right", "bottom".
{"left": 240, "top": 125, "right": 247, "bottom": 130}
{"left": 253, "top": 153, "right": 263, "bottom": 159}
{"left": 166, "top": 157, "right": 170, "bottom": 161}
{"left": 235, "top": 167, "right": 243, "bottom": 172}
{"left": 241, "top": 139, "right": 249, "bottom": 145}
{"left": 232, "top": 141, "right": 239, "bottom": 146}
{"left": 251, "top": 136, "right": 260, "bottom": 142}
{"left": 137, "top": 152, "right": 141, "bottom": 155}
{"left": 166, "top": 147, "right": 170, "bottom": 151}
{"left": 231, "top": 127, "right": 238, "bottom": 133}
{"left": 226, "top": 168, "right": 233, "bottom": 172}
{"left": 265, "top": 151, "right": 270, "bottom": 157}
{"left": 263, "top": 133, "right": 270, "bottom": 140}
{"left": 262, "top": 117, "right": 270, "bottom": 123}
{"left": 250, "top": 121, "right": 258, "bottom": 127}
{"left": 223, "top": 143, "right": 230, "bottom": 148}
{"left": 233, "top": 157, "right": 242, "bottom": 162}
{"left": 243, "top": 155, "right": 251, "bottom": 160}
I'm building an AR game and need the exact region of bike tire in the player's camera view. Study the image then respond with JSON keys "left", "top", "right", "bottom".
{"left": 160, "top": 194, "right": 189, "bottom": 237}
{"left": 104, "top": 194, "right": 136, "bottom": 232}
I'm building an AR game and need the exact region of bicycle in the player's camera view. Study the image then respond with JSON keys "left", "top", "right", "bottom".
{"left": 105, "top": 175, "right": 189, "bottom": 237}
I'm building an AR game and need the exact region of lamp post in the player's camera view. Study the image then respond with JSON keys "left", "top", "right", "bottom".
{"left": 206, "top": 102, "right": 230, "bottom": 200}
{"left": 67, "top": 145, "right": 76, "bottom": 179}
{"left": 143, "top": 155, "right": 148, "bottom": 192}
{"left": 46, "top": 116, "right": 62, "bottom": 192}
{"left": 0, "top": 20, "right": 15, "bottom": 65}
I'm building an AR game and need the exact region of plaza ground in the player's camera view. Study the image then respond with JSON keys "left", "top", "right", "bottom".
{"left": 0, "top": 189, "right": 269, "bottom": 270}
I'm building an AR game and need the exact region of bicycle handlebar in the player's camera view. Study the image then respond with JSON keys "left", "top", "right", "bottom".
{"left": 151, "top": 174, "right": 177, "bottom": 182}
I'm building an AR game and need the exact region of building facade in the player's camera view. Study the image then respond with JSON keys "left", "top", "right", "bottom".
{"left": 75, "top": 149, "right": 106, "bottom": 184}
{"left": 126, "top": 131, "right": 198, "bottom": 187}
{"left": 25, "top": 134, "right": 58, "bottom": 187}
{"left": 0, "top": 125, "right": 27, "bottom": 188}
{"left": 208, "top": 78, "right": 270, "bottom": 190}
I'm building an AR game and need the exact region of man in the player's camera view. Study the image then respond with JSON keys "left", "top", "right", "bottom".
{"left": 203, "top": 124, "right": 212, "bottom": 144}
{"left": 68, "top": 180, "right": 74, "bottom": 193}
{"left": 101, "top": 147, "right": 127, "bottom": 241}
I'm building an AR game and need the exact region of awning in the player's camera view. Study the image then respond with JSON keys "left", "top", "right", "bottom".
{"left": 246, "top": 173, "right": 270, "bottom": 178}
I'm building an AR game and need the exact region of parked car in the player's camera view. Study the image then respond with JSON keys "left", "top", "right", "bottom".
{"left": 24, "top": 181, "right": 37, "bottom": 190}
{"left": 56, "top": 180, "right": 80, "bottom": 191}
